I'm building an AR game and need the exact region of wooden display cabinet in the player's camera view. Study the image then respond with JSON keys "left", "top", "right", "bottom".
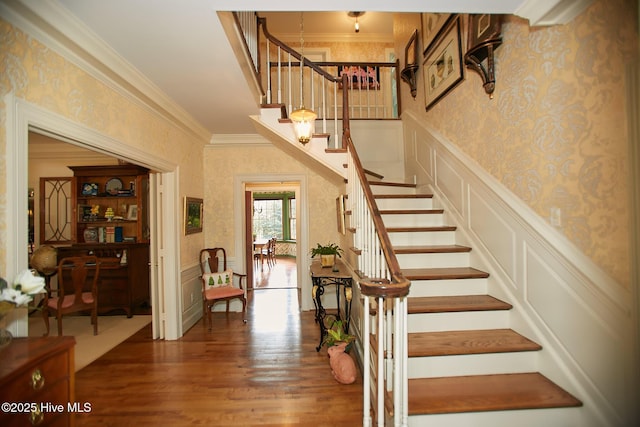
{"left": 69, "top": 164, "right": 149, "bottom": 244}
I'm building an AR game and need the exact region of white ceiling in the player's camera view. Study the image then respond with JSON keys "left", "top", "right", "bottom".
{"left": 13, "top": 0, "right": 559, "bottom": 138}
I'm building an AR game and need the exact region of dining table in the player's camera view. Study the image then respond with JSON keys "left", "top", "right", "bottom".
{"left": 253, "top": 238, "right": 269, "bottom": 271}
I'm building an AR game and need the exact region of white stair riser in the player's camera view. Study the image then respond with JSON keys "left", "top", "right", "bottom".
{"left": 382, "top": 213, "right": 444, "bottom": 227}
{"left": 371, "top": 185, "right": 416, "bottom": 195}
{"left": 408, "top": 351, "right": 539, "bottom": 379}
{"left": 397, "top": 252, "right": 470, "bottom": 269}
{"left": 408, "top": 278, "right": 488, "bottom": 297}
{"left": 408, "top": 311, "right": 509, "bottom": 333}
{"left": 376, "top": 198, "right": 433, "bottom": 210}
{"left": 408, "top": 407, "right": 585, "bottom": 427}
{"left": 389, "top": 230, "right": 456, "bottom": 246}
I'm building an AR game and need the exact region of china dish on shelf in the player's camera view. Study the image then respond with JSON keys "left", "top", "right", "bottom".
{"left": 105, "top": 177, "right": 123, "bottom": 195}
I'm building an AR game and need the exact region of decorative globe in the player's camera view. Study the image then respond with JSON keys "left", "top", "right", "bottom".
{"left": 30, "top": 245, "right": 57, "bottom": 273}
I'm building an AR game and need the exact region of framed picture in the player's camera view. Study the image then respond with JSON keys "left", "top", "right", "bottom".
{"left": 337, "top": 65, "right": 380, "bottom": 90}
{"left": 421, "top": 13, "right": 452, "bottom": 56}
{"left": 405, "top": 29, "right": 418, "bottom": 68}
{"left": 336, "top": 195, "right": 346, "bottom": 235}
{"left": 468, "top": 14, "right": 502, "bottom": 49}
{"left": 78, "top": 204, "right": 92, "bottom": 222}
{"left": 423, "top": 15, "right": 464, "bottom": 111}
{"left": 184, "top": 197, "right": 203, "bottom": 235}
{"left": 127, "top": 204, "right": 138, "bottom": 220}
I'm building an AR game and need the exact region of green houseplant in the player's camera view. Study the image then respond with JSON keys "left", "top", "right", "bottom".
{"left": 310, "top": 242, "right": 343, "bottom": 268}
{"left": 322, "top": 318, "right": 355, "bottom": 352}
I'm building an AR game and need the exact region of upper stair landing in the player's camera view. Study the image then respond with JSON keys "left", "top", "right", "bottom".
{"left": 250, "top": 105, "right": 347, "bottom": 184}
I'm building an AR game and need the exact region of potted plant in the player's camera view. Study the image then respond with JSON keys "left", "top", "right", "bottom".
{"left": 310, "top": 242, "right": 343, "bottom": 268}
{"left": 322, "top": 318, "right": 357, "bottom": 385}
{"left": 322, "top": 318, "right": 355, "bottom": 352}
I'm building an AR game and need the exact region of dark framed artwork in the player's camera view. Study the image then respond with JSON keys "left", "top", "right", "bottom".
{"left": 423, "top": 15, "right": 464, "bottom": 111}
{"left": 468, "top": 14, "right": 502, "bottom": 49}
{"left": 184, "top": 197, "right": 203, "bottom": 235}
{"left": 421, "top": 13, "right": 452, "bottom": 56}
{"left": 405, "top": 29, "right": 418, "bottom": 67}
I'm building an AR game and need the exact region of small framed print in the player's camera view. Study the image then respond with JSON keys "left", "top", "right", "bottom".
{"left": 336, "top": 195, "right": 346, "bottom": 235}
{"left": 127, "top": 204, "right": 138, "bottom": 220}
{"left": 184, "top": 197, "right": 203, "bottom": 235}
{"left": 468, "top": 14, "right": 502, "bottom": 49}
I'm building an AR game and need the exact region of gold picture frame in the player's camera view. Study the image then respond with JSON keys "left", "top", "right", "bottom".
{"left": 336, "top": 195, "right": 346, "bottom": 235}
{"left": 184, "top": 197, "right": 203, "bottom": 235}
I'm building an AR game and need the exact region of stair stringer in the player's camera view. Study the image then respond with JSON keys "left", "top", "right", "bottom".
{"left": 402, "top": 115, "right": 637, "bottom": 426}
{"left": 249, "top": 111, "right": 347, "bottom": 184}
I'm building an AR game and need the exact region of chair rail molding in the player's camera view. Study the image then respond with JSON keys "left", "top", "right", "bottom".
{"left": 402, "top": 109, "right": 637, "bottom": 426}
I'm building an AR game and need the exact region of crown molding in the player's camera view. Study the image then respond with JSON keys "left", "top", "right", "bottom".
{"left": 1, "top": 0, "right": 212, "bottom": 144}
{"left": 515, "top": 0, "right": 594, "bottom": 26}
{"left": 208, "top": 133, "right": 270, "bottom": 146}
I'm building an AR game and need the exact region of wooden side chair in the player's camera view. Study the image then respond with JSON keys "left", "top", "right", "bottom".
{"left": 267, "top": 237, "right": 277, "bottom": 266}
{"left": 199, "top": 248, "right": 247, "bottom": 330}
{"left": 42, "top": 255, "right": 100, "bottom": 336}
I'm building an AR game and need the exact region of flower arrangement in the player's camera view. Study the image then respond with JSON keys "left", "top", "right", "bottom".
{"left": 0, "top": 269, "right": 46, "bottom": 317}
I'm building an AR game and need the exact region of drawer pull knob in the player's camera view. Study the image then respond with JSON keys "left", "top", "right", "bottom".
{"left": 29, "top": 408, "right": 44, "bottom": 425}
{"left": 31, "top": 368, "right": 45, "bottom": 390}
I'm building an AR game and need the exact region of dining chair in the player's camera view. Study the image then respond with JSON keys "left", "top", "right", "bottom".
{"left": 42, "top": 255, "right": 100, "bottom": 336}
{"left": 199, "top": 248, "right": 247, "bottom": 330}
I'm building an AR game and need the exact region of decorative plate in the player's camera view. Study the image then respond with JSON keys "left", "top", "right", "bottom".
{"left": 105, "top": 177, "right": 123, "bottom": 195}
{"left": 82, "top": 183, "right": 98, "bottom": 196}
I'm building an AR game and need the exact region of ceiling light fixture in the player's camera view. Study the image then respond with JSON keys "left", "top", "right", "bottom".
{"left": 348, "top": 11, "right": 365, "bottom": 33}
{"left": 290, "top": 12, "right": 317, "bottom": 145}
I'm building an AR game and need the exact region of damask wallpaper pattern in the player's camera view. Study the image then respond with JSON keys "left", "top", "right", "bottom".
{"left": 0, "top": 18, "right": 207, "bottom": 270}
{"left": 395, "top": 0, "right": 638, "bottom": 287}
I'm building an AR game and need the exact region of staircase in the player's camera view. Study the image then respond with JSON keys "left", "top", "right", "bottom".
{"left": 367, "top": 180, "right": 583, "bottom": 426}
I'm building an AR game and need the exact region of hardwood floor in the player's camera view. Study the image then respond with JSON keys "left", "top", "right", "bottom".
{"left": 75, "top": 263, "right": 363, "bottom": 426}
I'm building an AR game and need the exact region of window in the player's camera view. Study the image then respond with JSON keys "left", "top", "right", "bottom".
{"left": 253, "top": 192, "right": 296, "bottom": 241}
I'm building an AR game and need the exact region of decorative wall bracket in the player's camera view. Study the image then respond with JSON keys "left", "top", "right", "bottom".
{"left": 465, "top": 14, "right": 503, "bottom": 98}
{"left": 464, "top": 38, "right": 502, "bottom": 98}
{"left": 401, "top": 64, "right": 419, "bottom": 98}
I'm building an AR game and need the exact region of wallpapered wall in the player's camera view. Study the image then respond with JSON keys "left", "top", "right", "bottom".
{"left": 0, "top": 18, "right": 207, "bottom": 270}
{"left": 394, "top": 0, "right": 638, "bottom": 287}
{"left": 203, "top": 144, "right": 342, "bottom": 259}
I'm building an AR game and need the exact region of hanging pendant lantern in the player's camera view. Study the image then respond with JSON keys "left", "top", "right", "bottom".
{"left": 291, "top": 12, "right": 316, "bottom": 145}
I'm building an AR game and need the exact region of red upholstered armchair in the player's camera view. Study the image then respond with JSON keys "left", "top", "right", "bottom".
{"left": 199, "top": 248, "right": 247, "bottom": 330}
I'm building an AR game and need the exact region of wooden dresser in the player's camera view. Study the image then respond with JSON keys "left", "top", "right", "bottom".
{"left": 0, "top": 337, "right": 76, "bottom": 427}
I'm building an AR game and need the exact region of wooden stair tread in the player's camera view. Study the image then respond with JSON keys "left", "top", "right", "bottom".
{"left": 374, "top": 194, "right": 433, "bottom": 199}
{"left": 408, "top": 295, "right": 512, "bottom": 313}
{"left": 408, "top": 329, "right": 541, "bottom": 357}
{"left": 402, "top": 267, "right": 490, "bottom": 280}
{"left": 387, "top": 226, "right": 457, "bottom": 232}
{"left": 380, "top": 209, "right": 444, "bottom": 215}
{"left": 408, "top": 373, "right": 582, "bottom": 415}
{"left": 394, "top": 244, "right": 471, "bottom": 254}
{"left": 369, "top": 181, "right": 416, "bottom": 188}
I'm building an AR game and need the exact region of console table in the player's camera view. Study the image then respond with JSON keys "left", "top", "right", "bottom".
{"left": 310, "top": 259, "right": 353, "bottom": 351}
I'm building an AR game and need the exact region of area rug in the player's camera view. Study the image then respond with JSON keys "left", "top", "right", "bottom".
{"left": 29, "top": 315, "right": 151, "bottom": 372}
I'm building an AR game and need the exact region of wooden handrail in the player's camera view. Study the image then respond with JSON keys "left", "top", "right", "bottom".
{"left": 258, "top": 17, "right": 337, "bottom": 82}
{"left": 343, "top": 126, "right": 410, "bottom": 299}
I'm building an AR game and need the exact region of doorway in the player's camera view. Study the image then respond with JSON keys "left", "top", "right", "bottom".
{"left": 6, "top": 95, "right": 181, "bottom": 339}
{"left": 235, "top": 174, "right": 312, "bottom": 312}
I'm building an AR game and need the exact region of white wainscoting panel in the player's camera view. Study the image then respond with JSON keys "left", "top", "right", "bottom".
{"left": 401, "top": 110, "right": 636, "bottom": 427}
